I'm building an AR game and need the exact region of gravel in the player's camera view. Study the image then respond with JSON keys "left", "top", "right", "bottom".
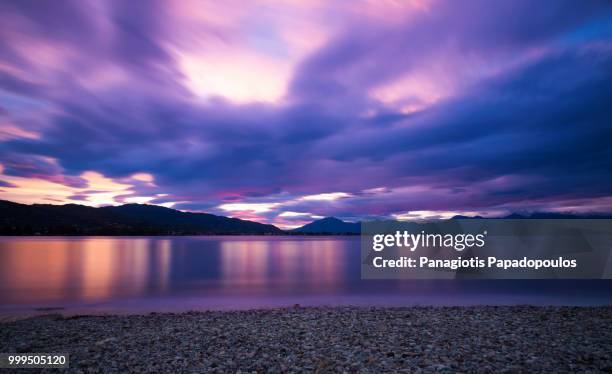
{"left": 1, "top": 306, "right": 611, "bottom": 373}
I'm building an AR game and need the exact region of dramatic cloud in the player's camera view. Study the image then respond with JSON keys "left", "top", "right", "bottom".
{"left": 1, "top": 0, "right": 611, "bottom": 227}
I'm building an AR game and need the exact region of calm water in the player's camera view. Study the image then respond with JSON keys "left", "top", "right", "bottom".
{"left": 0, "top": 236, "right": 610, "bottom": 315}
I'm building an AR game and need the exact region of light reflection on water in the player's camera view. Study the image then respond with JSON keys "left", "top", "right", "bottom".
{"left": 0, "top": 237, "right": 351, "bottom": 306}
{"left": 0, "top": 238, "right": 174, "bottom": 304}
{"left": 0, "top": 236, "right": 610, "bottom": 314}
{"left": 219, "top": 239, "right": 347, "bottom": 293}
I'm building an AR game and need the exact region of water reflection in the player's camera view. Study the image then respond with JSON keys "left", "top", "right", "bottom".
{"left": 221, "top": 240, "right": 270, "bottom": 289}
{"left": 0, "top": 237, "right": 174, "bottom": 305}
{"left": 219, "top": 238, "right": 347, "bottom": 293}
{"left": 156, "top": 239, "right": 171, "bottom": 292}
{"left": 0, "top": 239, "right": 72, "bottom": 303}
{"left": 0, "top": 237, "right": 353, "bottom": 306}
{"left": 0, "top": 236, "right": 610, "bottom": 312}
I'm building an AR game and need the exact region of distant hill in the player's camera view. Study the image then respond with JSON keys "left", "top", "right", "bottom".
{"left": 291, "top": 217, "right": 360, "bottom": 234}
{"left": 2, "top": 199, "right": 610, "bottom": 236}
{"left": 292, "top": 212, "right": 612, "bottom": 235}
{"left": 500, "top": 212, "right": 612, "bottom": 219}
{"left": 0, "top": 200, "right": 282, "bottom": 235}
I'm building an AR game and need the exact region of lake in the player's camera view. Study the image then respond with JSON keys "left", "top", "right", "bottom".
{"left": 0, "top": 236, "right": 610, "bottom": 315}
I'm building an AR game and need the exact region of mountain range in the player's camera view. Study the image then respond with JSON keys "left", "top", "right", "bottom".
{"left": 0, "top": 200, "right": 281, "bottom": 235}
{"left": 1, "top": 199, "right": 610, "bottom": 235}
{"left": 290, "top": 213, "right": 612, "bottom": 235}
{"left": 290, "top": 217, "right": 360, "bottom": 234}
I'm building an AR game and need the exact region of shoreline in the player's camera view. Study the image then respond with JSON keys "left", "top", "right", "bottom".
{"left": 2, "top": 306, "right": 611, "bottom": 372}
{"left": 3, "top": 296, "right": 612, "bottom": 323}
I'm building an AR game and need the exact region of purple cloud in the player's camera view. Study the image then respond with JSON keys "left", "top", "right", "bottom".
{"left": 0, "top": 0, "right": 611, "bottom": 226}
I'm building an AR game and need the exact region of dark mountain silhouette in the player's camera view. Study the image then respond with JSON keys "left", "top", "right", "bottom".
{"left": 291, "top": 217, "right": 360, "bottom": 234}
{"left": 489, "top": 212, "right": 612, "bottom": 219}
{"left": 2, "top": 199, "right": 610, "bottom": 236}
{"left": 450, "top": 215, "right": 484, "bottom": 219}
{"left": 0, "top": 200, "right": 282, "bottom": 235}
{"left": 292, "top": 212, "right": 612, "bottom": 234}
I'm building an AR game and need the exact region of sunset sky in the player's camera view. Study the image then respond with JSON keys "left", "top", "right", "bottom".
{"left": 0, "top": 0, "right": 611, "bottom": 228}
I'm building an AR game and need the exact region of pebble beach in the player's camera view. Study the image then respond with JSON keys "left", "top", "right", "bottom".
{"left": 1, "top": 306, "right": 611, "bottom": 373}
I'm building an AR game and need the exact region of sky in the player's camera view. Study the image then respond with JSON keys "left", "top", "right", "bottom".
{"left": 0, "top": 0, "right": 611, "bottom": 228}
